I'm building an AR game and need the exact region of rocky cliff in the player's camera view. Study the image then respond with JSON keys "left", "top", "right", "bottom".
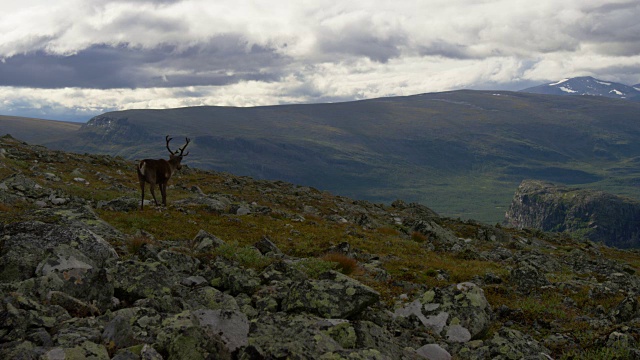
{"left": 2, "top": 135, "right": 640, "bottom": 359}
{"left": 504, "top": 180, "right": 640, "bottom": 248}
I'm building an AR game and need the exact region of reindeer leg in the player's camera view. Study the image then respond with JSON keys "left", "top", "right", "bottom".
{"left": 149, "top": 182, "right": 159, "bottom": 206}
{"left": 160, "top": 182, "right": 167, "bottom": 207}
{"left": 139, "top": 180, "right": 146, "bottom": 210}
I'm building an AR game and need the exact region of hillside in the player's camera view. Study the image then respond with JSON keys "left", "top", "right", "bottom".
{"left": 0, "top": 115, "right": 82, "bottom": 143}
{"left": 2, "top": 134, "right": 640, "bottom": 359}
{"left": 33, "top": 89, "right": 640, "bottom": 224}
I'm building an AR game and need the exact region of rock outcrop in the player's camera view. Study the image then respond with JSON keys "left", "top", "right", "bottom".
{"left": 504, "top": 179, "right": 640, "bottom": 248}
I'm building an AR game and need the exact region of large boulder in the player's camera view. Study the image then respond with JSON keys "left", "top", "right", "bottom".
{"left": 0, "top": 221, "right": 118, "bottom": 283}
{"left": 108, "top": 260, "right": 179, "bottom": 311}
{"left": 394, "top": 282, "right": 492, "bottom": 341}
{"left": 282, "top": 270, "right": 380, "bottom": 319}
{"left": 155, "top": 309, "right": 248, "bottom": 359}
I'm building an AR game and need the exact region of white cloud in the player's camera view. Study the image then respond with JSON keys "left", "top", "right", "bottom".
{"left": 0, "top": 0, "right": 639, "bottom": 120}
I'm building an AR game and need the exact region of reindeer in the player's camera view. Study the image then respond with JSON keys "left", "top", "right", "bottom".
{"left": 137, "top": 135, "right": 191, "bottom": 210}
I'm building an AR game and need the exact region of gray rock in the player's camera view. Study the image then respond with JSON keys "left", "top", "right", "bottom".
{"left": 96, "top": 197, "right": 140, "bottom": 211}
{"left": 155, "top": 310, "right": 232, "bottom": 359}
{"left": 511, "top": 264, "right": 550, "bottom": 294}
{"left": 398, "top": 283, "right": 492, "bottom": 341}
{"left": 193, "top": 229, "right": 226, "bottom": 253}
{"left": 611, "top": 296, "right": 639, "bottom": 323}
{"left": 109, "top": 260, "right": 178, "bottom": 311}
{"left": 181, "top": 275, "right": 208, "bottom": 287}
{"left": 1, "top": 221, "right": 118, "bottom": 283}
{"left": 157, "top": 249, "right": 200, "bottom": 274}
{"left": 210, "top": 258, "right": 261, "bottom": 296}
{"left": 254, "top": 235, "right": 283, "bottom": 255}
{"left": 446, "top": 324, "right": 472, "bottom": 343}
{"left": 193, "top": 309, "right": 250, "bottom": 351}
{"left": 241, "top": 313, "right": 342, "bottom": 359}
{"left": 416, "top": 344, "right": 452, "bottom": 360}
{"left": 51, "top": 197, "right": 68, "bottom": 205}
{"left": 101, "top": 307, "right": 162, "bottom": 348}
{"left": 282, "top": 270, "right": 380, "bottom": 319}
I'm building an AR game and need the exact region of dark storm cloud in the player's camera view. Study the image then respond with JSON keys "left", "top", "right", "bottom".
{"left": 313, "top": 18, "right": 408, "bottom": 63}
{"left": 569, "top": 1, "right": 640, "bottom": 55}
{"left": 0, "top": 34, "right": 287, "bottom": 89}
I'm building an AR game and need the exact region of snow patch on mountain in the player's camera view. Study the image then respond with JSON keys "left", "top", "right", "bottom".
{"left": 521, "top": 76, "right": 640, "bottom": 100}
{"left": 549, "top": 79, "right": 569, "bottom": 86}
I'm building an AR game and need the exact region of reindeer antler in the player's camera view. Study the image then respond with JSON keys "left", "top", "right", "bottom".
{"left": 178, "top": 137, "right": 191, "bottom": 157}
{"left": 166, "top": 135, "right": 190, "bottom": 156}
{"left": 165, "top": 135, "right": 176, "bottom": 155}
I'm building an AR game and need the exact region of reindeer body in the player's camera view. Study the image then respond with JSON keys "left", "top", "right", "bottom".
{"left": 138, "top": 136, "right": 190, "bottom": 210}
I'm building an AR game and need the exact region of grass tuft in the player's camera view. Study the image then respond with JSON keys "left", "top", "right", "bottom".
{"left": 321, "top": 252, "right": 359, "bottom": 275}
{"left": 126, "top": 235, "right": 156, "bottom": 255}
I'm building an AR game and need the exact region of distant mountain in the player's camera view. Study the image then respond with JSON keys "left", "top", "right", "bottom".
{"left": 25, "top": 90, "right": 640, "bottom": 224}
{"left": 521, "top": 76, "right": 640, "bottom": 100}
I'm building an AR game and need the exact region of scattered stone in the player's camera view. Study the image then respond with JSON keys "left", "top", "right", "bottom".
{"left": 416, "top": 343, "right": 452, "bottom": 360}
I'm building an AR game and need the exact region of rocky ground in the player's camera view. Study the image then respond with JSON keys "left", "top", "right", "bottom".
{"left": 1, "top": 134, "right": 640, "bottom": 359}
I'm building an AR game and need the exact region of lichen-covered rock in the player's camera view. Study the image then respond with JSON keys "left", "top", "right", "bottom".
{"left": 156, "top": 249, "right": 200, "bottom": 274}
{"left": 63, "top": 340, "right": 110, "bottom": 360}
{"left": 282, "top": 270, "right": 380, "bottom": 319}
{"left": 193, "top": 309, "right": 250, "bottom": 351}
{"left": 101, "top": 307, "right": 162, "bottom": 349}
{"left": 35, "top": 244, "right": 114, "bottom": 311}
{"left": 458, "top": 328, "right": 551, "bottom": 360}
{"left": 109, "top": 260, "right": 178, "bottom": 311}
{"left": 183, "top": 286, "right": 240, "bottom": 312}
{"left": 259, "top": 260, "right": 308, "bottom": 284}
{"left": 394, "top": 282, "right": 492, "bottom": 342}
{"left": 352, "top": 320, "right": 410, "bottom": 359}
{"left": 193, "top": 229, "right": 226, "bottom": 253}
{"left": 510, "top": 264, "right": 550, "bottom": 294}
{"left": 611, "top": 296, "right": 639, "bottom": 323}
{"left": 209, "top": 258, "right": 261, "bottom": 296}
{"left": 47, "top": 291, "right": 100, "bottom": 318}
{"left": 155, "top": 310, "right": 234, "bottom": 359}
{"left": 0, "top": 221, "right": 118, "bottom": 282}
{"left": 0, "top": 173, "right": 51, "bottom": 200}
{"left": 242, "top": 313, "right": 343, "bottom": 358}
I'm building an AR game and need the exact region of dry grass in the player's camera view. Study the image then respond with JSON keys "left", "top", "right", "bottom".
{"left": 321, "top": 252, "right": 359, "bottom": 275}
{"left": 126, "top": 235, "right": 157, "bottom": 255}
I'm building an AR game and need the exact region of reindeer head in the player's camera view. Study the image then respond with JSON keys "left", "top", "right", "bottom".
{"left": 165, "top": 135, "right": 191, "bottom": 170}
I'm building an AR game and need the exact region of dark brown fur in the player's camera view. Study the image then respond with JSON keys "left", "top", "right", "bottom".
{"left": 138, "top": 136, "right": 190, "bottom": 210}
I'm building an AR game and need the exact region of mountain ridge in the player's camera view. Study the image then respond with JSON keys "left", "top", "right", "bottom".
{"left": 520, "top": 76, "right": 640, "bottom": 100}
{"left": 4, "top": 89, "right": 640, "bottom": 223}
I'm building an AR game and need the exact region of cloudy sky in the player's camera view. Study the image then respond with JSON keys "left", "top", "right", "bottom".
{"left": 1, "top": 0, "right": 639, "bottom": 122}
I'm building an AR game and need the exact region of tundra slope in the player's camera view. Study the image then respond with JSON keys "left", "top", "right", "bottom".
{"left": 2, "top": 135, "right": 640, "bottom": 359}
